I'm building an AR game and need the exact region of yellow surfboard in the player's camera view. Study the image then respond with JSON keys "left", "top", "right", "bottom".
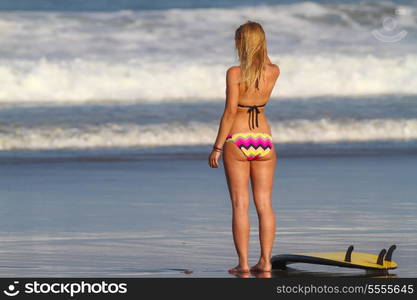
{"left": 272, "top": 245, "right": 397, "bottom": 271}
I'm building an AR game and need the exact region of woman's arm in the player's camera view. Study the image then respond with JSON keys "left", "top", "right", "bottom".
{"left": 212, "top": 66, "right": 240, "bottom": 149}
{"left": 208, "top": 67, "right": 239, "bottom": 168}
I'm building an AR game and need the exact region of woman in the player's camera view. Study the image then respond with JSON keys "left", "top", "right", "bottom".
{"left": 208, "top": 21, "right": 280, "bottom": 274}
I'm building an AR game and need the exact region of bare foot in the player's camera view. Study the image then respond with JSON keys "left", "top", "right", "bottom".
{"left": 253, "top": 271, "right": 272, "bottom": 278}
{"left": 250, "top": 261, "right": 272, "bottom": 273}
{"left": 228, "top": 264, "right": 250, "bottom": 274}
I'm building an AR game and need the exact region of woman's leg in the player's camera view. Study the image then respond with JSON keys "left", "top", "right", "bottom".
{"left": 222, "top": 141, "right": 251, "bottom": 273}
{"left": 249, "top": 149, "right": 277, "bottom": 272}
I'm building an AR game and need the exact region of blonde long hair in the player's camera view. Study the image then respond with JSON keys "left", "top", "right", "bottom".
{"left": 235, "top": 21, "right": 267, "bottom": 90}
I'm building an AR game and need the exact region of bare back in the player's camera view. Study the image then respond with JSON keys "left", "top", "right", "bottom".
{"left": 228, "top": 62, "right": 280, "bottom": 135}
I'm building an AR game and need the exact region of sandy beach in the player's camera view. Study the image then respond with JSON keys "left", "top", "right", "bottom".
{"left": 0, "top": 154, "right": 416, "bottom": 277}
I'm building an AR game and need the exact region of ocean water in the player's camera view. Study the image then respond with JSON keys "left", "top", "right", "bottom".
{"left": 0, "top": 0, "right": 417, "bottom": 158}
{"left": 0, "top": 0, "right": 416, "bottom": 277}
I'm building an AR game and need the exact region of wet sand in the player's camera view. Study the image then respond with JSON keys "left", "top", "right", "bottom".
{"left": 0, "top": 154, "right": 416, "bottom": 277}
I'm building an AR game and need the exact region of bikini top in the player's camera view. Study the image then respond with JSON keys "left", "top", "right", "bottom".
{"left": 238, "top": 103, "right": 267, "bottom": 130}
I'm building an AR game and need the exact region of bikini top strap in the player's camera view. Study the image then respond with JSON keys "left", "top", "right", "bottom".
{"left": 237, "top": 103, "right": 266, "bottom": 108}
{"left": 237, "top": 103, "right": 267, "bottom": 129}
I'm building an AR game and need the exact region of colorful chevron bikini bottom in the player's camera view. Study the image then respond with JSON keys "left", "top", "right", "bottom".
{"left": 225, "top": 132, "right": 273, "bottom": 161}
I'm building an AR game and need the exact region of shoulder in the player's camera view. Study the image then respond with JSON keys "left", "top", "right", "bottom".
{"left": 270, "top": 63, "right": 280, "bottom": 76}
{"left": 226, "top": 66, "right": 241, "bottom": 78}
{"left": 226, "top": 66, "right": 241, "bottom": 85}
{"left": 264, "top": 62, "right": 280, "bottom": 79}
{"left": 268, "top": 63, "right": 280, "bottom": 81}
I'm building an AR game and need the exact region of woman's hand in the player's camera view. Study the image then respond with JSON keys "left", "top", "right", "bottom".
{"left": 208, "top": 150, "right": 221, "bottom": 168}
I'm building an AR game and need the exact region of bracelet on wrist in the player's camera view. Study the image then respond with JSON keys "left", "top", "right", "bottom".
{"left": 213, "top": 146, "right": 222, "bottom": 152}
